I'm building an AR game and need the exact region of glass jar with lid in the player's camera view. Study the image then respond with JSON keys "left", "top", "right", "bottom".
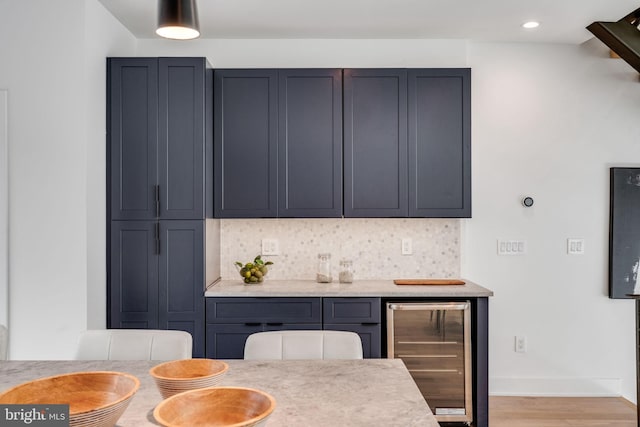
{"left": 339, "top": 259, "right": 354, "bottom": 283}
{"left": 316, "top": 253, "right": 333, "bottom": 283}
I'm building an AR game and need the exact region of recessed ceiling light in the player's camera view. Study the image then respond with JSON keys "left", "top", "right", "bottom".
{"left": 522, "top": 21, "right": 540, "bottom": 29}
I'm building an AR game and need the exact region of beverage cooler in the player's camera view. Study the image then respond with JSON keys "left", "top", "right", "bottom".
{"left": 386, "top": 302, "right": 472, "bottom": 425}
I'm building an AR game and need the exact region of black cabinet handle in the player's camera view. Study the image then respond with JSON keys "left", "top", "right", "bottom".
{"left": 244, "top": 323, "right": 261, "bottom": 326}
{"left": 154, "top": 185, "right": 160, "bottom": 218}
{"left": 155, "top": 223, "right": 160, "bottom": 255}
{"left": 361, "top": 322, "right": 379, "bottom": 326}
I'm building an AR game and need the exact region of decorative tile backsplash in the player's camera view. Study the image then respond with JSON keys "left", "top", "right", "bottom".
{"left": 219, "top": 218, "right": 460, "bottom": 280}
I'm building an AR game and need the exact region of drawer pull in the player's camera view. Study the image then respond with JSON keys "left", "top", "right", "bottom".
{"left": 361, "top": 322, "right": 379, "bottom": 326}
{"left": 244, "top": 323, "right": 261, "bottom": 326}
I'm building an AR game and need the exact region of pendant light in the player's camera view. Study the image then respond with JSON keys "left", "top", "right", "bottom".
{"left": 156, "top": 0, "right": 200, "bottom": 40}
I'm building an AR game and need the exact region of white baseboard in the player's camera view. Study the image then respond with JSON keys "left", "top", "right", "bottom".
{"left": 490, "top": 377, "right": 621, "bottom": 397}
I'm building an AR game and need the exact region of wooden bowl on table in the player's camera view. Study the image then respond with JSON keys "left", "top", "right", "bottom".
{"left": 149, "top": 358, "right": 229, "bottom": 399}
{"left": 0, "top": 371, "right": 139, "bottom": 427}
{"left": 153, "top": 386, "right": 276, "bottom": 427}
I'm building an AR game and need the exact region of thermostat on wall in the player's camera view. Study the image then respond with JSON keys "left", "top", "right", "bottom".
{"left": 522, "top": 197, "right": 534, "bottom": 207}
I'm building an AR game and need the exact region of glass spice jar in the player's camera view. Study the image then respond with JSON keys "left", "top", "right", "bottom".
{"left": 339, "top": 259, "right": 354, "bottom": 283}
{"left": 316, "top": 253, "right": 333, "bottom": 283}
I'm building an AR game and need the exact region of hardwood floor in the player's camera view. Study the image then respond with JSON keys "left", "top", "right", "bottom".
{"left": 489, "top": 396, "right": 637, "bottom": 426}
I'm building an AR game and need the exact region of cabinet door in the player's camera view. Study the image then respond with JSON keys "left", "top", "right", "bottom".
{"left": 214, "top": 70, "right": 278, "bottom": 218}
{"left": 278, "top": 69, "right": 342, "bottom": 217}
{"left": 108, "top": 58, "right": 158, "bottom": 220}
{"left": 158, "top": 220, "right": 205, "bottom": 357}
{"left": 408, "top": 69, "right": 471, "bottom": 217}
{"left": 324, "top": 323, "right": 381, "bottom": 358}
{"left": 344, "top": 69, "right": 408, "bottom": 217}
{"left": 206, "top": 323, "right": 263, "bottom": 359}
{"left": 158, "top": 58, "right": 206, "bottom": 220}
{"left": 109, "top": 221, "right": 159, "bottom": 328}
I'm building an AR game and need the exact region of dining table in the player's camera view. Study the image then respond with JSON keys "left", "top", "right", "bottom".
{"left": 0, "top": 358, "right": 440, "bottom": 427}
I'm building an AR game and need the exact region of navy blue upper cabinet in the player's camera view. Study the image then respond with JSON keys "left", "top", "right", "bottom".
{"left": 109, "top": 57, "right": 211, "bottom": 221}
{"left": 214, "top": 70, "right": 278, "bottom": 218}
{"left": 344, "top": 68, "right": 471, "bottom": 218}
{"left": 214, "top": 69, "right": 343, "bottom": 218}
{"left": 344, "top": 69, "right": 409, "bottom": 217}
{"left": 408, "top": 69, "right": 471, "bottom": 217}
{"left": 278, "top": 69, "right": 342, "bottom": 218}
{"left": 214, "top": 67, "right": 470, "bottom": 218}
{"left": 109, "top": 58, "right": 158, "bottom": 220}
{"left": 158, "top": 58, "right": 208, "bottom": 219}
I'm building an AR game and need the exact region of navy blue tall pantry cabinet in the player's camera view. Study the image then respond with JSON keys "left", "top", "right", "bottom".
{"left": 107, "top": 57, "right": 212, "bottom": 357}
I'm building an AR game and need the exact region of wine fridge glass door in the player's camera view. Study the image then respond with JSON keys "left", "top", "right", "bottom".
{"left": 387, "top": 302, "right": 472, "bottom": 424}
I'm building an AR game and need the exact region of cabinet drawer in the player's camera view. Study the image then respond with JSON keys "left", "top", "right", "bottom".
{"left": 206, "top": 297, "right": 321, "bottom": 323}
{"left": 323, "top": 297, "right": 381, "bottom": 324}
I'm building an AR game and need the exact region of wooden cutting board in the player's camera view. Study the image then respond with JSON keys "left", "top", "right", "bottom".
{"left": 393, "top": 279, "right": 466, "bottom": 285}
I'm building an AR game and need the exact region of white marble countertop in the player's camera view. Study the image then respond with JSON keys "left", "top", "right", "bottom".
{"left": 0, "top": 359, "right": 439, "bottom": 427}
{"left": 205, "top": 278, "right": 493, "bottom": 297}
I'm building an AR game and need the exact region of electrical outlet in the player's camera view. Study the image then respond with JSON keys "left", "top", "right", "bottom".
{"left": 401, "top": 238, "right": 413, "bottom": 255}
{"left": 261, "top": 238, "right": 279, "bottom": 256}
{"left": 515, "top": 336, "right": 527, "bottom": 353}
{"left": 567, "top": 238, "right": 585, "bottom": 255}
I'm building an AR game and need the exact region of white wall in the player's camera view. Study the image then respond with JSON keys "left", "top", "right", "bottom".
{"left": 0, "top": 0, "right": 87, "bottom": 359}
{"left": 84, "top": 0, "right": 136, "bottom": 330}
{"left": 136, "top": 38, "right": 468, "bottom": 68}
{"left": 0, "top": 0, "right": 135, "bottom": 359}
{"left": 0, "top": 90, "right": 7, "bottom": 328}
{"left": 464, "top": 41, "right": 640, "bottom": 400}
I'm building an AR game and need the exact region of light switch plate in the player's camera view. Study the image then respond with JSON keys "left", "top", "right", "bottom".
{"left": 261, "top": 238, "right": 279, "bottom": 256}
{"left": 497, "top": 239, "right": 527, "bottom": 255}
{"left": 401, "top": 238, "right": 413, "bottom": 255}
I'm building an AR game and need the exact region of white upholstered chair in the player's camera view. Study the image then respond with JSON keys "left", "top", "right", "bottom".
{"left": 75, "top": 329, "right": 192, "bottom": 360}
{"left": 243, "top": 330, "right": 363, "bottom": 360}
{"left": 0, "top": 324, "right": 7, "bottom": 360}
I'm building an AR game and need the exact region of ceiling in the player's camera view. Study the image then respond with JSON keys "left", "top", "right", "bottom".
{"left": 98, "top": 0, "right": 638, "bottom": 44}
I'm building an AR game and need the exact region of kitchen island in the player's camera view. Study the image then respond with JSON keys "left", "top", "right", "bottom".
{"left": 205, "top": 278, "right": 492, "bottom": 427}
{"left": 0, "top": 359, "right": 438, "bottom": 427}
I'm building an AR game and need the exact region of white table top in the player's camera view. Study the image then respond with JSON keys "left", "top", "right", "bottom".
{"left": 205, "top": 278, "right": 493, "bottom": 298}
{"left": 0, "top": 359, "right": 439, "bottom": 427}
